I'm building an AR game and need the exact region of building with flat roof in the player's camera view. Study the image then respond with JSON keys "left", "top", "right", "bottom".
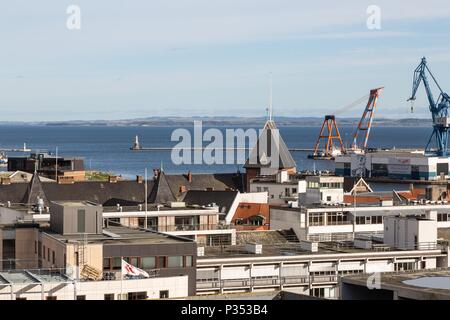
{"left": 0, "top": 200, "right": 198, "bottom": 298}
{"left": 335, "top": 150, "right": 450, "bottom": 181}
{"left": 195, "top": 230, "right": 450, "bottom": 299}
{"left": 340, "top": 269, "right": 450, "bottom": 300}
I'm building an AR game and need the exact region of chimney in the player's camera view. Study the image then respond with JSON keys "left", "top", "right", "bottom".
{"left": 187, "top": 171, "right": 192, "bottom": 183}
{"left": 1, "top": 177, "right": 11, "bottom": 185}
{"left": 136, "top": 175, "right": 143, "bottom": 184}
{"left": 179, "top": 185, "right": 187, "bottom": 193}
{"left": 409, "top": 183, "right": 414, "bottom": 192}
{"left": 109, "top": 175, "right": 118, "bottom": 183}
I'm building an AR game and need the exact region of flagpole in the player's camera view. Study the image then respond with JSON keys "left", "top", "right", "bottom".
{"left": 145, "top": 168, "right": 148, "bottom": 229}
{"left": 120, "top": 256, "right": 123, "bottom": 300}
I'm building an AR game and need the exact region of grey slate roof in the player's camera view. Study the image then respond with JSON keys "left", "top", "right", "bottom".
{"left": 0, "top": 172, "right": 243, "bottom": 207}
{"left": 182, "top": 190, "right": 239, "bottom": 214}
{"left": 244, "top": 120, "right": 296, "bottom": 169}
{"left": 147, "top": 170, "right": 177, "bottom": 204}
{"left": 21, "top": 173, "right": 49, "bottom": 206}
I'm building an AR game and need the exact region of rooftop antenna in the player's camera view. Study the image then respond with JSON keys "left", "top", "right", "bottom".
{"left": 160, "top": 160, "right": 164, "bottom": 172}
{"left": 269, "top": 73, "right": 273, "bottom": 122}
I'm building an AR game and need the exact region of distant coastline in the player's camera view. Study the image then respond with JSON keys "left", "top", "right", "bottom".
{"left": 0, "top": 116, "right": 432, "bottom": 127}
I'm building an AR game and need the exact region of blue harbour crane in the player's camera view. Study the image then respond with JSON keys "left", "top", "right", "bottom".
{"left": 408, "top": 57, "right": 450, "bottom": 156}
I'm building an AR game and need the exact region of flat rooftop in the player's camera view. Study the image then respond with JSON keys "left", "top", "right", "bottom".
{"left": 198, "top": 230, "right": 392, "bottom": 259}
{"left": 342, "top": 269, "right": 450, "bottom": 300}
{"left": 0, "top": 270, "right": 71, "bottom": 285}
{"left": 52, "top": 201, "right": 99, "bottom": 207}
{"left": 42, "top": 225, "right": 191, "bottom": 245}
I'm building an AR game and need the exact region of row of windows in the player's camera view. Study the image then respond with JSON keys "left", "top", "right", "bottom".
{"left": 307, "top": 182, "right": 342, "bottom": 189}
{"left": 438, "top": 213, "right": 450, "bottom": 221}
{"left": 36, "top": 242, "right": 56, "bottom": 265}
{"left": 255, "top": 187, "right": 297, "bottom": 197}
{"left": 355, "top": 216, "right": 383, "bottom": 225}
{"left": 103, "top": 256, "right": 194, "bottom": 271}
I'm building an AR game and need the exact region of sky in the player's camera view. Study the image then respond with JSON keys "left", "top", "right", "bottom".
{"left": 1, "top": 0, "right": 450, "bottom": 121}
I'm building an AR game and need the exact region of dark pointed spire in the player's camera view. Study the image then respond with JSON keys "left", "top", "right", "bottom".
{"left": 148, "top": 169, "right": 176, "bottom": 204}
{"left": 22, "top": 172, "right": 49, "bottom": 206}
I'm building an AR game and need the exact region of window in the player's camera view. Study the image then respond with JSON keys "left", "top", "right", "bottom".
{"left": 292, "top": 188, "right": 297, "bottom": 194}
{"left": 395, "top": 262, "right": 415, "bottom": 271}
{"left": 159, "top": 290, "right": 169, "bottom": 299}
{"left": 307, "top": 181, "right": 319, "bottom": 189}
{"left": 141, "top": 257, "right": 156, "bottom": 269}
{"left": 327, "top": 212, "right": 349, "bottom": 225}
{"left": 168, "top": 256, "right": 183, "bottom": 268}
{"left": 112, "top": 257, "right": 121, "bottom": 270}
{"left": 129, "top": 257, "right": 139, "bottom": 267}
{"left": 185, "top": 256, "right": 193, "bottom": 267}
{"left": 326, "top": 196, "right": 332, "bottom": 201}
{"left": 47, "top": 248, "right": 50, "bottom": 262}
{"left": 256, "top": 187, "right": 261, "bottom": 192}
{"left": 438, "top": 213, "right": 449, "bottom": 221}
{"left": 285, "top": 188, "right": 291, "bottom": 197}
{"left": 52, "top": 251, "right": 56, "bottom": 264}
{"left": 103, "top": 258, "right": 111, "bottom": 270}
{"left": 16, "top": 297, "right": 27, "bottom": 301}
{"left": 356, "top": 216, "right": 366, "bottom": 225}
{"left": 128, "top": 292, "right": 147, "bottom": 300}
{"left": 157, "top": 256, "right": 166, "bottom": 268}
{"left": 371, "top": 216, "right": 383, "bottom": 224}
{"left": 34, "top": 241, "right": 37, "bottom": 254}
{"left": 76, "top": 295, "right": 86, "bottom": 300}
{"left": 270, "top": 194, "right": 274, "bottom": 199}
{"left": 437, "top": 163, "right": 449, "bottom": 176}
{"left": 43, "top": 245, "right": 46, "bottom": 259}
{"left": 104, "top": 294, "right": 114, "bottom": 300}
{"left": 77, "top": 209, "right": 86, "bottom": 233}
{"left": 309, "top": 213, "right": 325, "bottom": 226}
{"left": 46, "top": 296, "right": 57, "bottom": 300}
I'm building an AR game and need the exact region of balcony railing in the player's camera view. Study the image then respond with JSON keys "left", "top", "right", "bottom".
{"left": 196, "top": 275, "right": 338, "bottom": 290}
{"left": 148, "top": 224, "right": 231, "bottom": 232}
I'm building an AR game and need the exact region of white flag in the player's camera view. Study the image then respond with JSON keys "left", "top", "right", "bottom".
{"left": 121, "top": 259, "right": 150, "bottom": 278}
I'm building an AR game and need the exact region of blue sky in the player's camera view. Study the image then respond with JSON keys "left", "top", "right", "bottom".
{"left": 1, "top": 0, "right": 450, "bottom": 121}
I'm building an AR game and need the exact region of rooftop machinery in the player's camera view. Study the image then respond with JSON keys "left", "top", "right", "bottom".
{"left": 408, "top": 57, "right": 450, "bottom": 157}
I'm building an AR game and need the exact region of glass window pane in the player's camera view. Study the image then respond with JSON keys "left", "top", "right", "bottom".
{"left": 141, "top": 257, "right": 156, "bottom": 269}
{"left": 112, "top": 257, "right": 121, "bottom": 269}
{"left": 168, "top": 256, "right": 183, "bottom": 268}
{"left": 185, "top": 256, "right": 193, "bottom": 267}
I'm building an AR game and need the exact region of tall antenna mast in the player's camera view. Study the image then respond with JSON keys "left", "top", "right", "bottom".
{"left": 269, "top": 73, "right": 273, "bottom": 122}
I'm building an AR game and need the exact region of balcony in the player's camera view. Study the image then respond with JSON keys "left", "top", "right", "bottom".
{"left": 196, "top": 275, "right": 338, "bottom": 290}
{"left": 149, "top": 224, "right": 231, "bottom": 232}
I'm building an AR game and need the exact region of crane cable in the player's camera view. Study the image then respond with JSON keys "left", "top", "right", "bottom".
{"left": 333, "top": 93, "right": 370, "bottom": 116}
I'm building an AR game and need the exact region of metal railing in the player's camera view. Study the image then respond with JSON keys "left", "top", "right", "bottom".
{"left": 196, "top": 274, "right": 338, "bottom": 290}
{"left": 148, "top": 224, "right": 231, "bottom": 232}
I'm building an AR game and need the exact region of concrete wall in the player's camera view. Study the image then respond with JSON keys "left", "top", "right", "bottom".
{"left": 15, "top": 227, "right": 38, "bottom": 269}
{"left": 50, "top": 202, "right": 103, "bottom": 235}
{"left": 0, "top": 276, "right": 189, "bottom": 300}
{"left": 269, "top": 208, "right": 305, "bottom": 239}
{"left": 384, "top": 217, "right": 437, "bottom": 250}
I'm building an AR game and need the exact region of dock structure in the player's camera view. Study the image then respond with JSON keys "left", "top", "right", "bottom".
{"left": 129, "top": 135, "right": 314, "bottom": 152}
{"left": 0, "top": 143, "right": 31, "bottom": 152}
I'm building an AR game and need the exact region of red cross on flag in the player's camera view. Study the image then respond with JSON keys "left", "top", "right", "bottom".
{"left": 121, "top": 259, "right": 150, "bottom": 278}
